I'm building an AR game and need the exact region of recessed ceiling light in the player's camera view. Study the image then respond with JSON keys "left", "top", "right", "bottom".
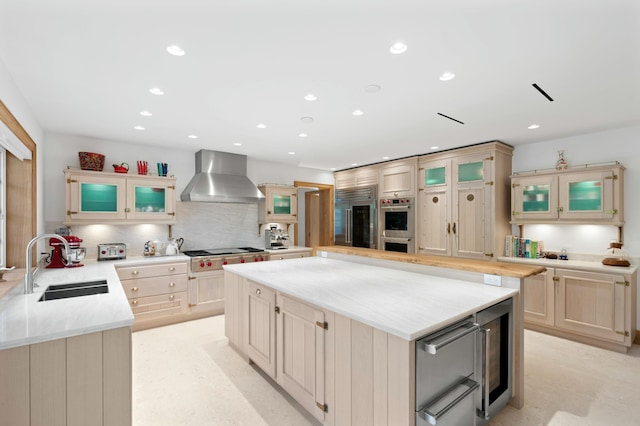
{"left": 389, "top": 42, "right": 408, "bottom": 54}
{"left": 134, "top": 125, "right": 145, "bottom": 130}
{"left": 365, "top": 84, "right": 382, "bottom": 93}
{"left": 528, "top": 124, "right": 540, "bottom": 129}
{"left": 351, "top": 163, "right": 358, "bottom": 166}
{"left": 330, "top": 167, "right": 337, "bottom": 171}
{"left": 300, "top": 116, "right": 314, "bottom": 124}
{"left": 139, "top": 110, "right": 152, "bottom": 117}
{"left": 257, "top": 123, "right": 267, "bottom": 129}
{"left": 439, "top": 72, "right": 455, "bottom": 81}
{"left": 149, "top": 87, "right": 164, "bottom": 95}
{"left": 288, "top": 151, "right": 296, "bottom": 155}
{"left": 304, "top": 94, "right": 317, "bottom": 101}
{"left": 430, "top": 146, "right": 439, "bottom": 150}
{"left": 188, "top": 134, "right": 198, "bottom": 139}
{"left": 166, "top": 45, "right": 185, "bottom": 56}
{"left": 233, "top": 142, "right": 242, "bottom": 146}
{"left": 382, "top": 156, "right": 390, "bottom": 160}
{"left": 298, "top": 133, "right": 308, "bottom": 138}
{"left": 352, "top": 110, "right": 364, "bottom": 116}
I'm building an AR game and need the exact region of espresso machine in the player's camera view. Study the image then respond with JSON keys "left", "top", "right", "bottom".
{"left": 265, "top": 225, "right": 289, "bottom": 250}
{"left": 47, "top": 235, "right": 85, "bottom": 268}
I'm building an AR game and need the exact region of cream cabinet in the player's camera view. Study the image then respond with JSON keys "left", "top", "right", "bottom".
{"left": 246, "top": 280, "right": 277, "bottom": 378}
{"left": 379, "top": 159, "right": 417, "bottom": 198}
{"left": 187, "top": 270, "right": 225, "bottom": 317}
{"left": 523, "top": 266, "right": 636, "bottom": 352}
{"left": 269, "top": 247, "right": 313, "bottom": 260}
{"left": 417, "top": 142, "right": 513, "bottom": 260}
{"left": 511, "top": 163, "right": 624, "bottom": 225}
{"left": 258, "top": 184, "right": 298, "bottom": 224}
{"left": 334, "top": 165, "right": 379, "bottom": 189}
{"left": 117, "top": 260, "right": 189, "bottom": 331}
{"left": 64, "top": 169, "right": 176, "bottom": 224}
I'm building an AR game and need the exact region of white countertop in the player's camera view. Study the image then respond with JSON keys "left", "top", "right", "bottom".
{"left": 224, "top": 257, "right": 517, "bottom": 341}
{"left": 0, "top": 255, "right": 191, "bottom": 350}
{"left": 497, "top": 256, "right": 638, "bottom": 274}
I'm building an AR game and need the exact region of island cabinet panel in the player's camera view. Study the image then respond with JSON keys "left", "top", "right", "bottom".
{"left": 224, "top": 272, "right": 247, "bottom": 354}
{"left": 0, "top": 345, "right": 30, "bottom": 426}
{"left": 246, "top": 280, "right": 277, "bottom": 378}
{"left": 67, "top": 332, "right": 104, "bottom": 426}
{"left": 103, "top": 327, "right": 132, "bottom": 426}
{"left": 31, "top": 339, "right": 67, "bottom": 426}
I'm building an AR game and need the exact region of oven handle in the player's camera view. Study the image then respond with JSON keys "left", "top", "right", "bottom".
{"left": 419, "top": 322, "right": 480, "bottom": 355}
{"left": 418, "top": 377, "right": 479, "bottom": 425}
{"left": 477, "top": 327, "right": 492, "bottom": 421}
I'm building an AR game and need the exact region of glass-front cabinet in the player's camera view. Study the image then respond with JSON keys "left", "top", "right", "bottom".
{"left": 258, "top": 184, "right": 297, "bottom": 223}
{"left": 65, "top": 169, "right": 176, "bottom": 224}
{"left": 510, "top": 164, "right": 624, "bottom": 225}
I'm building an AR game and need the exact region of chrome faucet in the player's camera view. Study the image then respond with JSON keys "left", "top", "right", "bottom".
{"left": 25, "top": 234, "right": 70, "bottom": 294}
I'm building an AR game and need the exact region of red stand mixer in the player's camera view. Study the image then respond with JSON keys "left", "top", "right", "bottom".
{"left": 46, "top": 235, "right": 85, "bottom": 268}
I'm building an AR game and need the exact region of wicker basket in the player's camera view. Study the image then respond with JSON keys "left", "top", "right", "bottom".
{"left": 79, "top": 152, "right": 105, "bottom": 171}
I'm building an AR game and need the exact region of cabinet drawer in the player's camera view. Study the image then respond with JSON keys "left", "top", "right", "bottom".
{"left": 123, "top": 274, "right": 187, "bottom": 298}
{"left": 116, "top": 261, "right": 187, "bottom": 280}
{"left": 270, "top": 251, "right": 312, "bottom": 260}
{"left": 129, "top": 291, "right": 188, "bottom": 321}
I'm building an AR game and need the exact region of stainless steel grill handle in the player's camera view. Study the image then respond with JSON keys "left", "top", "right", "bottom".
{"left": 419, "top": 322, "right": 480, "bottom": 355}
{"left": 478, "top": 327, "right": 492, "bottom": 420}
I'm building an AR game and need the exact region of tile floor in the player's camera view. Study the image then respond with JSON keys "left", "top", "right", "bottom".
{"left": 133, "top": 316, "right": 640, "bottom": 426}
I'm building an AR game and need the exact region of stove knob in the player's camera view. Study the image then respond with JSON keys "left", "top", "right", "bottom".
{"left": 119, "top": 249, "right": 125, "bottom": 253}
{"left": 241, "top": 258, "right": 245, "bottom": 263}
{"left": 223, "top": 260, "right": 228, "bottom": 265}
{"left": 101, "top": 250, "right": 106, "bottom": 254}
{"left": 254, "top": 257, "right": 259, "bottom": 262}
{"left": 199, "top": 262, "right": 205, "bottom": 268}
{"left": 260, "top": 257, "right": 265, "bottom": 261}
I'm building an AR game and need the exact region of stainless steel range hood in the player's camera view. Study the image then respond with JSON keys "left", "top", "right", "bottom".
{"left": 180, "top": 150, "right": 264, "bottom": 203}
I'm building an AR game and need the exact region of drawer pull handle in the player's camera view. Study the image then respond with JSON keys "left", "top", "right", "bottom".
{"left": 169, "top": 295, "right": 175, "bottom": 301}
{"left": 418, "top": 377, "right": 479, "bottom": 425}
{"left": 132, "top": 270, "right": 139, "bottom": 276}
{"left": 131, "top": 300, "right": 138, "bottom": 306}
{"left": 169, "top": 282, "right": 175, "bottom": 287}
{"left": 168, "top": 267, "right": 176, "bottom": 272}
{"left": 256, "top": 288, "right": 261, "bottom": 295}
{"left": 420, "top": 322, "right": 479, "bottom": 355}
{"left": 132, "top": 287, "right": 138, "bottom": 292}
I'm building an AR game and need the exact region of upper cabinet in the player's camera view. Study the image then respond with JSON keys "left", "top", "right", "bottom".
{"left": 64, "top": 169, "right": 176, "bottom": 224}
{"left": 417, "top": 142, "right": 513, "bottom": 260}
{"left": 379, "top": 159, "right": 417, "bottom": 198}
{"left": 511, "top": 163, "right": 624, "bottom": 225}
{"left": 334, "top": 165, "right": 379, "bottom": 189}
{"left": 258, "top": 184, "right": 298, "bottom": 224}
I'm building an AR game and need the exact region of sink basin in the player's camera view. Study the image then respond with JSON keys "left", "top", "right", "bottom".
{"left": 38, "top": 279, "right": 109, "bottom": 301}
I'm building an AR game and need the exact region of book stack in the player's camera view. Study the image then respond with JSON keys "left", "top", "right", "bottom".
{"left": 505, "top": 236, "right": 544, "bottom": 258}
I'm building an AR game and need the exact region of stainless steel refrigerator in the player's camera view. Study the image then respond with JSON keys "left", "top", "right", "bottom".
{"left": 334, "top": 186, "right": 377, "bottom": 249}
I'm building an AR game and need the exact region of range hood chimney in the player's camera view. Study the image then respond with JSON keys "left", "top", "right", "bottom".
{"left": 180, "top": 150, "right": 264, "bottom": 203}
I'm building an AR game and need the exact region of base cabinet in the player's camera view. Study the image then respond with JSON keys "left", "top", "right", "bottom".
{"left": 524, "top": 267, "right": 636, "bottom": 351}
{"left": 188, "top": 270, "right": 225, "bottom": 317}
{"left": 0, "top": 327, "right": 132, "bottom": 426}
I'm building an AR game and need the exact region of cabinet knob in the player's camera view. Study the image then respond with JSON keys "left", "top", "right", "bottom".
{"left": 131, "top": 300, "right": 138, "bottom": 306}
{"left": 132, "top": 270, "right": 139, "bottom": 276}
{"left": 169, "top": 282, "right": 175, "bottom": 287}
{"left": 256, "top": 288, "right": 261, "bottom": 295}
{"left": 169, "top": 267, "right": 176, "bottom": 272}
{"left": 132, "top": 287, "right": 138, "bottom": 292}
{"left": 169, "top": 295, "right": 175, "bottom": 301}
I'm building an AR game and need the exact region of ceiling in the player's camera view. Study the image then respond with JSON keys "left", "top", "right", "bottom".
{"left": 0, "top": 0, "right": 638, "bottom": 171}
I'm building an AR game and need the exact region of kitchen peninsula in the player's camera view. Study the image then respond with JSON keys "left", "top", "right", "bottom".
{"left": 224, "top": 254, "right": 544, "bottom": 425}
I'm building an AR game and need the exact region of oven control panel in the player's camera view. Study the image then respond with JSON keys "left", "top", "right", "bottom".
{"left": 190, "top": 253, "right": 270, "bottom": 272}
{"left": 380, "top": 197, "right": 414, "bottom": 206}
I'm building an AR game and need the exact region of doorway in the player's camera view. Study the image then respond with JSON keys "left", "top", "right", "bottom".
{"left": 293, "top": 181, "right": 334, "bottom": 248}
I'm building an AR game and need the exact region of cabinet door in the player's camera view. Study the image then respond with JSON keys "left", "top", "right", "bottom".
{"left": 558, "top": 170, "right": 617, "bottom": 220}
{"left": 276, "top": 294, "right": 326, "bottom": 422}
{"left": 555, "top": 269, "right": 628, "bottom": 343}
{"left": 66, "top": 174, "right": 126, "bottom": 221}
{"left": 452, "top": 153, "right": 491, "bottom": 259}
{"left": 523, "top": 269, "right": 555, "bottom": 326}
{"left": 511, "top": 175, "right": 558, "bottom": 221}
{"left": 125, "top": 178, "right": 176, "bottom": 222}
{"left": 187, "top": 272, "right": 225, "bottom": 314}
{"left": 246, "top": 281, "right": 277, "bottom": 378}
{"left": 418, "top": 159, "right": 451, "bottom": 256}
{"left": 380, "top": 164, "right": 415, "bottom": 198}
{"left": 264, "top": 186, "right": 298, "bottom": 222}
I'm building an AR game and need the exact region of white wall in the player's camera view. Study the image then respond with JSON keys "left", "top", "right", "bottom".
{"left": 512, "top": 125, "right": 640, "bottom": 256}
{"left": 42, "top": 132, "right": 334, "bottom": 253}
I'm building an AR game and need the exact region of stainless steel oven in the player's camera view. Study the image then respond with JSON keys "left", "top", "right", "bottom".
{"left": 415, "top": 298, "right": 513, "bottom": 425}
{"left": 380, "top": 197, "right": 415, "bottom": 253}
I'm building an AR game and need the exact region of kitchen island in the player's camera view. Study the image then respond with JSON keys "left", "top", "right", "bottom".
{"left": 224, "top": 256, "right": 521, "bottom": 425}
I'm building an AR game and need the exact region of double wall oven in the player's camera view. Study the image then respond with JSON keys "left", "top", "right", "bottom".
{"left": 380, "top": 197, "right": 415, "bottom": 253}
{"left": 182, "top": 247, "right": 269, "bottom": 311}
{"left": 415, "top": 298, "right": 513, "bottom": 425}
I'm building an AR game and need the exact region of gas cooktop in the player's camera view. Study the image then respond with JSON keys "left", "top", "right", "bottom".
{"left": 182, "top": 247, "right": 266, "bottom": 257}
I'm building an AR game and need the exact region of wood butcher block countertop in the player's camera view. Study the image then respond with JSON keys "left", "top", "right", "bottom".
{"left": 313, "top": 246, "right": 546, "bottom": 278}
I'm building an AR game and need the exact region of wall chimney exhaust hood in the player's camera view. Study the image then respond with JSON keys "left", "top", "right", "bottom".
{"left": 180, "top": 150, "right": 264, "bottom": 203}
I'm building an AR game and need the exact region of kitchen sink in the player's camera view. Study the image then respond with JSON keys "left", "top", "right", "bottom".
{"left": 38, "top": 279, "right": 109, "bottom": 301}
